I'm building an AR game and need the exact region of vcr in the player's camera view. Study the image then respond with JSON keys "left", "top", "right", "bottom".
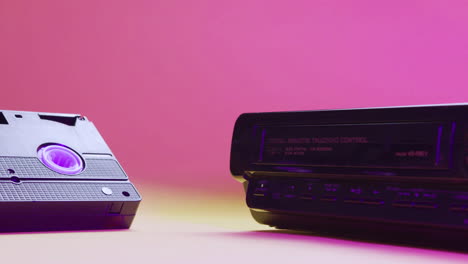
{"left": 230, "top": 104, "right": 468, "bottom": 248}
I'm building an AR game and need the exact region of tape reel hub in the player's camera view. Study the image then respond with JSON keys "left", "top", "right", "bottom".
{"left": 37, "top": 144, "right": 84, "bottom": 175}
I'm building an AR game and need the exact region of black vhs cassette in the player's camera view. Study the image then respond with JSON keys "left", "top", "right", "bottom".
{"left": 0, "top": 110, "right": 141, "bottom": 232}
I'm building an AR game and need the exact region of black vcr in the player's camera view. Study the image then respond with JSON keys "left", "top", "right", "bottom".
{"left": 230, "top": 104, "right": 468, "bottom": 248}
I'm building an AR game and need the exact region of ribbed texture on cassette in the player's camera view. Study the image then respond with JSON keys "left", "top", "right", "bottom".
{"left": 0, "top": 157, "right": 127, "bottom": 179}
{"left": 0, "top": 182, "right": 139, "bottom": 201}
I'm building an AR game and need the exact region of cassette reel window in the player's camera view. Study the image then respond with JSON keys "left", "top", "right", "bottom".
{"left": 37, "top": 143, "right": 85, "bottom": 175}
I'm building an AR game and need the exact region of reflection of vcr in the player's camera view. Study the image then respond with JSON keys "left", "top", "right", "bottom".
{"left": 230, "top": 104, "right": 468, "bottom": 246}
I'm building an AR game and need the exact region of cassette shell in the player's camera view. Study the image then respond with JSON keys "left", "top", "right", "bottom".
{"left": 0, "top": 110, "right": 141, "bottom": 232}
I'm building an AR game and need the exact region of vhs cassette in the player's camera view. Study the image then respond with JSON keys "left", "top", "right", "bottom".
{"left": 0, "top": 110, "right": 141, "bottom": 232}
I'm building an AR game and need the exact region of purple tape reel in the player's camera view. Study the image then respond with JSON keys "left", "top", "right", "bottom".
{"left": 37, "top": 144, "right": 84, "bottom": 175}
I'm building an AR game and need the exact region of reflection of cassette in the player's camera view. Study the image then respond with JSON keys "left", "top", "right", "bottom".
{"left": 0, "top": 110, "right": 141, "bottom": 232}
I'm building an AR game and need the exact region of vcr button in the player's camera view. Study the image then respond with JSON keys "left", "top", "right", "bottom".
{"left": 299, "top": 183, "right": 318, "bottom": 200}
{"left": 253, "top": 180, "right": 269, "bottom": 197}
{"left": 283, "top": 184, "right": 297, "bottom": 199}
{"left": 323, "top": 184, "right": 339, "bottom": 193}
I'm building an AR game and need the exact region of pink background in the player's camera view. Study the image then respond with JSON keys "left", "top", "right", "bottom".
{"left": 1, "top": 0, "right": 468, "bottom": 195}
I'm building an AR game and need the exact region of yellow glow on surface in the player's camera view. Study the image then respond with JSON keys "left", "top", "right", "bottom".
{"left": 140, "top": 185, "right": 265, "bottom": 230}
